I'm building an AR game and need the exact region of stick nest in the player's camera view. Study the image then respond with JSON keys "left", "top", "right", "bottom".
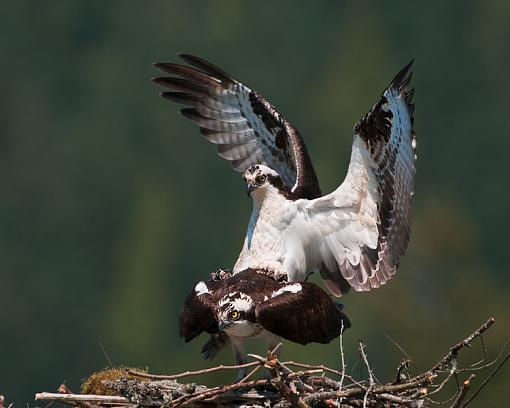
{"left": 35, "top": 318, "right": 508, "bottom": 408}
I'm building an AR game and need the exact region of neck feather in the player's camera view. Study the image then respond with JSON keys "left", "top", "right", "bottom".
{"left": 251, "top": 183, "right": 289, "bottom": 211}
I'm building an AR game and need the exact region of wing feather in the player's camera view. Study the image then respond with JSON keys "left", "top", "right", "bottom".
{"left": 303, "top": 61, "right": 416, "bottom": 294}
{"left": 255, "top": 282, "right": 350, "bottom": 345}
{"left": 179, "top": 281, "right": 220, "bottom": 342}
{"left": 153, "top": 54, "right": 321, "bottom": 199}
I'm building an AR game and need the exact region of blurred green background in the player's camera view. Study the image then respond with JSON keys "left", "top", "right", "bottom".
{"left": 1, "top": 1, "right": 509, "bottom": 406}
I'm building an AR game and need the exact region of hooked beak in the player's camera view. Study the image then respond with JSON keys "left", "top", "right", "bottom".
{"left": 218, "top": 320, "right": 229, "bottom": 331}
{"left": 246, "top": 182, "right": 257, "bottom": 197}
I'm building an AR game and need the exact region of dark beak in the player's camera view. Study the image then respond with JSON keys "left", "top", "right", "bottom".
{"left": 246, "top": 183, "right": 256, "bottom": 197}
{"left": 218, "top": 320, "right": 229, "bottom": 331}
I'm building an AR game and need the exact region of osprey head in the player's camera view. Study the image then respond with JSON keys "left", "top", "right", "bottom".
{"left": 243, "top": 165, "right": 280, "bottom": 197}
{"left": 217, "top": 292, "right": 259, "bottom": 337}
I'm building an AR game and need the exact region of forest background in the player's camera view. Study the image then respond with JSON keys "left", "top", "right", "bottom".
{"left": 1, "top": 1, "right": 508, "bottom": 406}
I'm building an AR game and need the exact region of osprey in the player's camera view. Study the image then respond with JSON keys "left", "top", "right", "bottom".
{"left": 180, "top": 268, "right": 350, "bottom": 379}
{"left": 153, "top": 55, "right": 416, "bottom": 296}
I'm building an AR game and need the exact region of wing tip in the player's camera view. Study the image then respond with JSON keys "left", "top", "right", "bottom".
{"left": 179, "top": 53, "right": 234, "bottom": 84}
{"left": 389, "top": 59, "right": 414, "bottom": 94}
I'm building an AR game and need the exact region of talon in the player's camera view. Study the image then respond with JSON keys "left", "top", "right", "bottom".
{"left": 210, "top": 268, "right": 233, "bottom": 281}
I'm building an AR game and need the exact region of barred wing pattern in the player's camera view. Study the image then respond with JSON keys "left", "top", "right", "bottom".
{"left": 153, "top": 54, "right": 321, "bottom": 199}
{"left": 305, "top": 62, "right": 416, "bottom": 294}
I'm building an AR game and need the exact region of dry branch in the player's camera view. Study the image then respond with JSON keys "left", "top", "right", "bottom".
{"left": 35, "top": 393, "right": 129, "bottom": 404}
{"left": 35, "top": 318, "right": 507, "bottom": 408}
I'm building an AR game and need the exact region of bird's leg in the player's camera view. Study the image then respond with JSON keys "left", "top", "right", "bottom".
{"left": 231, "top": 338, "right": 248, "bottom": 382}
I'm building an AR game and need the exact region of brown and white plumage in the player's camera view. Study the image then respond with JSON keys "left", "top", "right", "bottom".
{"left": 179, "top": 268, "right": 350, "bottom": 378}
{"left": 154, "top": 56, "right": 416, "bottom": 296}
{"left": 152, "top": 54, "right": 321, "bottom": 200}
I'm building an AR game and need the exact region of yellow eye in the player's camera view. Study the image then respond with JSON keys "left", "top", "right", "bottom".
{"left": 229, "top": 311, "right": 240, "bottom": 320}
{"left": 256, "top": 175, "right": 267, "bottom": 183}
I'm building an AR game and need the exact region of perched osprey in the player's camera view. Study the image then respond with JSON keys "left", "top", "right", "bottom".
{"left": 180, "top": 268, "right": 350, "bottom": 379}
{"left": 153, "top": 55, "right": 416, "bottom": 296}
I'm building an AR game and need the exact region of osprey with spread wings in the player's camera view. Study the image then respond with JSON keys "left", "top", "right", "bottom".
{"left": 153, "top": 55, "right": 416, "bottom": 296}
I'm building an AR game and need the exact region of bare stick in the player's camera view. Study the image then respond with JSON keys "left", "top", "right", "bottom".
{"left": 269, "top": 342, "right": 283, "bottom": 356}
{"left": 287, "top": 369, "right": 324, "bottom": 378}
{"left": 458, "top": 339, "right": 509, "bottom": 372}
{"left": 384, "top": 332, "right": 413, "bottom": 362}
{"left": 427, "top": 363, "right": 457, "bottom": 397}
{"left": 270, "top": 377, "right": 310, "bottom": 408}
{"left": 56, "top": 385, "right": 93, "bottom": 408}
{"left": 247, "top": 353, "right": 267, "bottom": 364}
{"left": 170, "top": 385, "right": 222, "bottom": 407}
{"left": 358, "top": 341, "right": 375, "bottom": 408}
{"left": 427, "top": 318, "right": 495, "bottom": 375}
{"left": 99, "top": 342, "right": 114, "bottom": 369}
{"left": 305, "top": 375, "right": 433, "bottom": 403}
{"left": 127, "top": 361, "right": 259, "bottom": 380}
{"left": 174, "top": 362, "right": 311, "bottom": 407}
{"left": 450, "top": 374, "right": 475, "bottom": 408}
{"left": 469, "top": 335, "right": 487, "bottom": 367}
{"left": 35, "top": 393, "right": 129, "bottom": 404}
{"left": 339, "top": 320, "right": 346, "bottom": 395}
{"left": 237, "top": 364, "right": 262, "bottom": 383}
{"left": 176, "top": 379, "right": 270, "bottom": 407}
{"left": 282, "top": 361, "right": 364, "bottom": 387}
{"left": 463, "top": 351, "right": 510, "bottom": 407}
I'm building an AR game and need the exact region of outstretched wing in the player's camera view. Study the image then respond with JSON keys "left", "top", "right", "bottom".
{"left": 256, "top": 282, "right": 350, "bottom": 345}
{"left": 303, "top": 61, "right": 416, "bottom": 295}
{"left": 152, "top": 54, "right": 321, "bottom": 199}
{"left": 179, "top": 281, "right": 220, "bottom": 342}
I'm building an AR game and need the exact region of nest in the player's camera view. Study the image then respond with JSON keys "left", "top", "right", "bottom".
{"left": 35, "top": 318, "right": 508, "bottom": 407}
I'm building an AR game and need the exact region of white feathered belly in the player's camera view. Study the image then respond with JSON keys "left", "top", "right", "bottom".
{"left": 243, "top": 206, "right": 320, "bottom": 282}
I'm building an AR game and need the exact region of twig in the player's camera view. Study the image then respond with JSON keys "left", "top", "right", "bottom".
{"left": 358, "top": 341, "right": 375, "bottom": 408}
{"left": 469, "top": 335, "right": 487, "bottom": 367}
{"left": 176, "top": 379, "right": 269, "bottom": 407}
{"left": 99, "top": 342, "right": 114, "bottom": 369}
{"left": 269, "top": 342, "right": 283, "bottom": 356}
{"left": 35, "top": 393, "right": 129, "bottom": 404}
{"left": 56, "top": 385, "right": 94, "bottom": 408}
{"left": 288, "top": 369, "right": 324, "bottom": 378}
{"left": 428, "top": 361, "right": 457, "bottom": 396}
{"left": 303, "top": 375, "right": 432, "bottom": 404}
{"left": 427, "top": 318, "right": 495, "bottom": 375}
{"left": 450, "top": 374, "right": 475, "bottom": 408}
{"left": 339, "top": 320, "right": 346, "bottom": 395}
{"left": 237, "top": 364, "right": 262, "bottom": 383}
{"left": 270, "top": 377, "right": 309, "bottom": 408}
{"left": 282, "top": 361, "right": 363, "bottom": 387}
{"left": 169, "top": 385, "right": 222, "bottom": 407}
{"left": 457, "top": 339, "right": 509, "bottom": 372}
{"left": 384, "top": 332, "right": 413, "bottom": 362}
{"left": 127, "top": 361, "right": 259, "bottom": 380}
{"left": 463, "top": 351, "right": 510, "bottom": 407}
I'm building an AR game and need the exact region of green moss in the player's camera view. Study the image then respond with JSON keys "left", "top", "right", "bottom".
{"left": 81, "top": 367, "right": 147, "bottom": 395}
